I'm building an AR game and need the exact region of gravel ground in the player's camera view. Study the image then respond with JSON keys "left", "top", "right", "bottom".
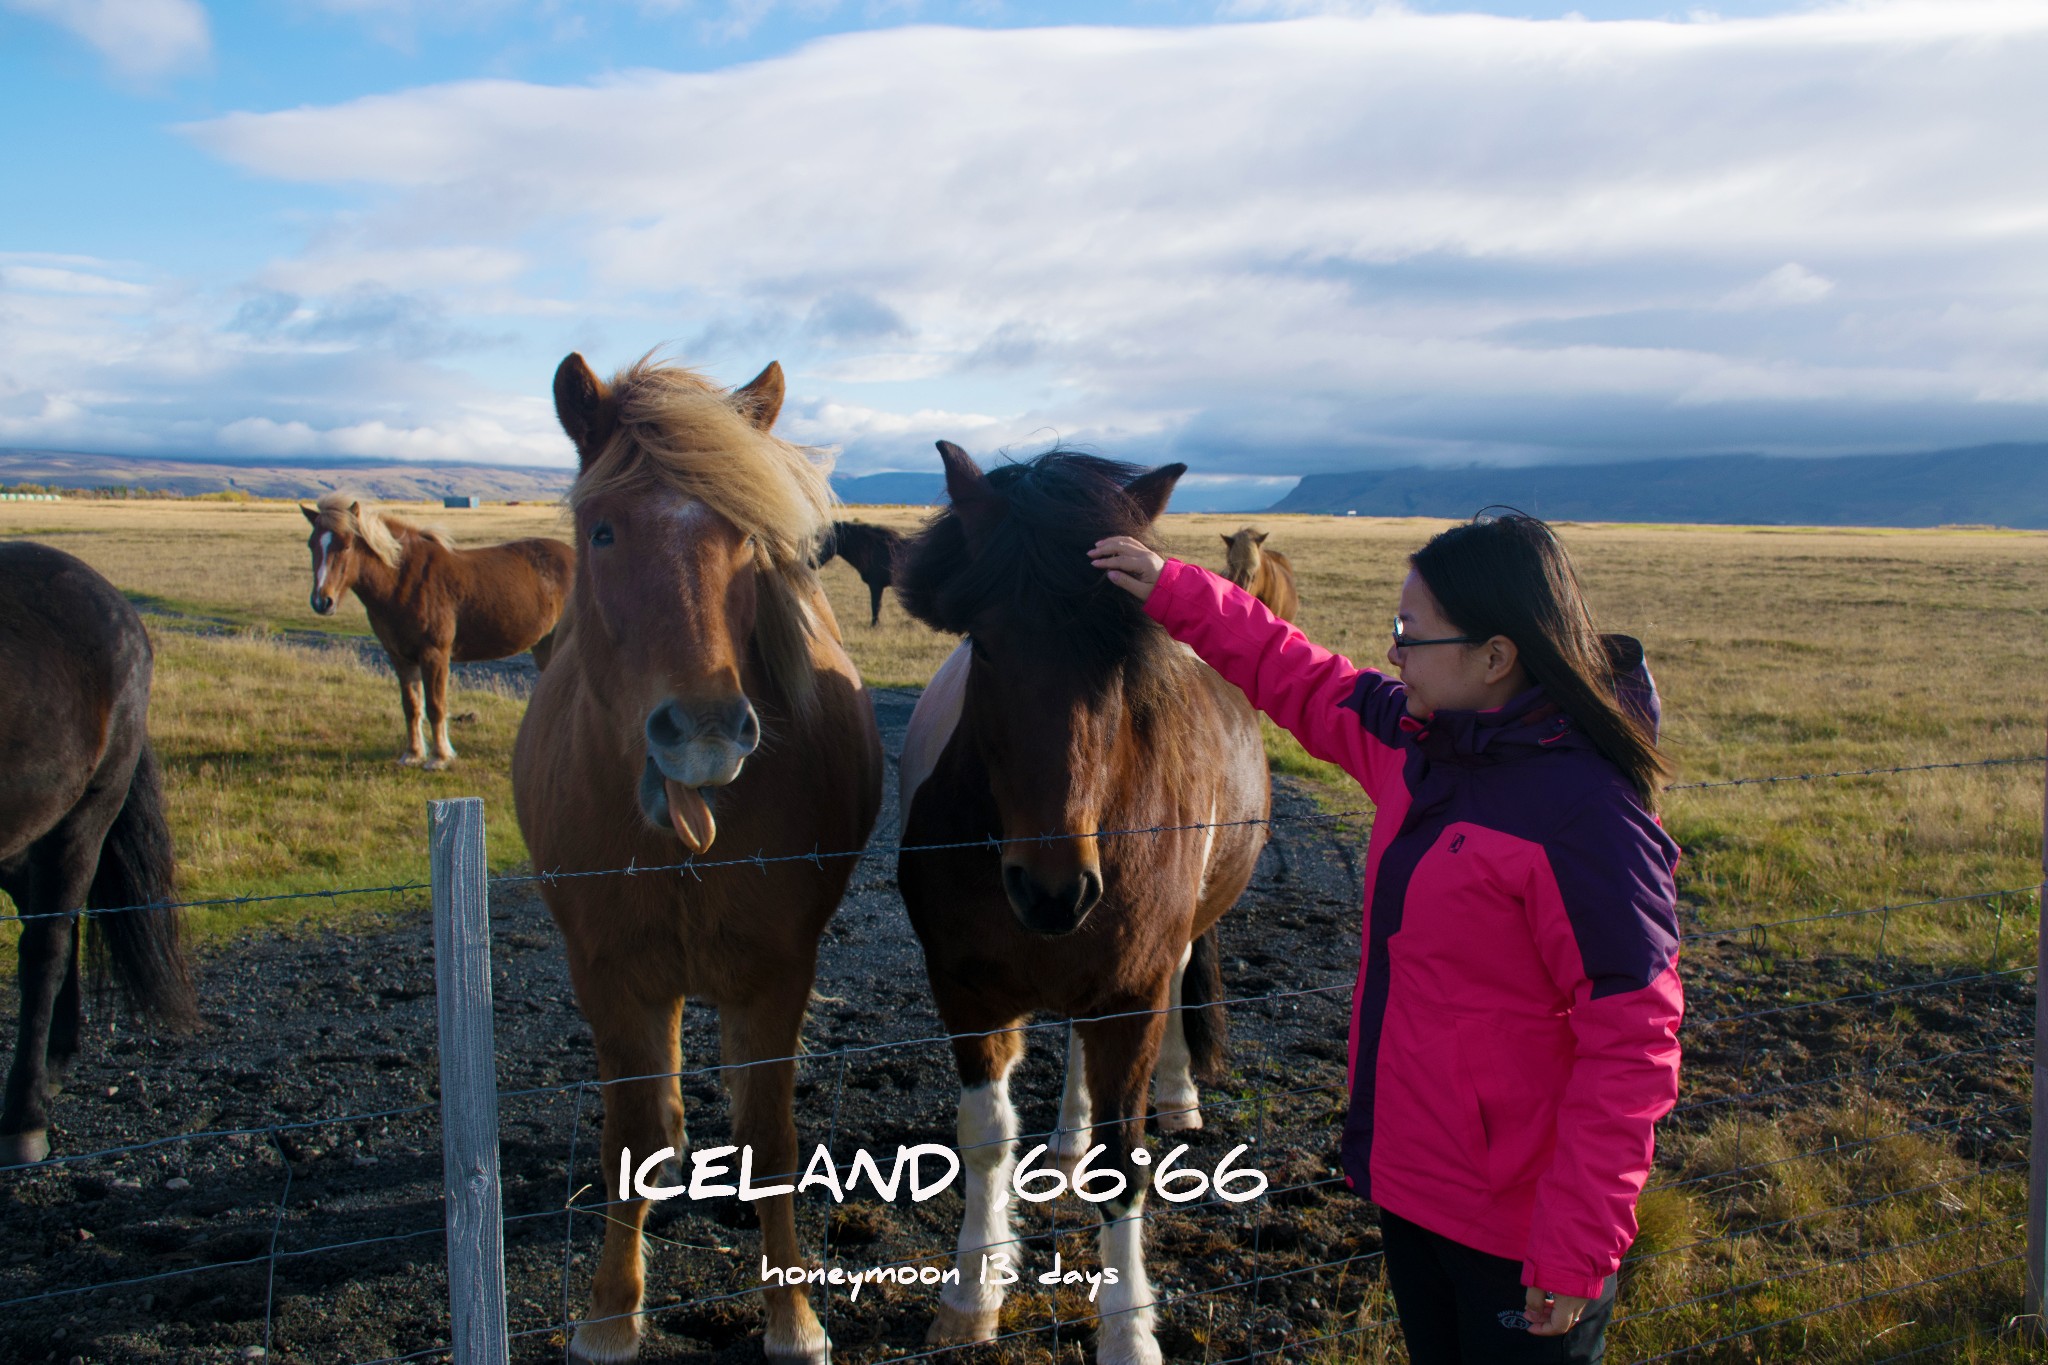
{"left": 0, "top": 685, "right": 2032, "bottom": 1364}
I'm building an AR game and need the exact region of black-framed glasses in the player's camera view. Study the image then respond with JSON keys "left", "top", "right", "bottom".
{"left": 1391, "top": 619, "right": 1480, "bottom": 651}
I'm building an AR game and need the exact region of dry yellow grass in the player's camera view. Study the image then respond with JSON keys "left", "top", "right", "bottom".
{"left": 2, "top": 497, "right": 2043, "bottom": 1359}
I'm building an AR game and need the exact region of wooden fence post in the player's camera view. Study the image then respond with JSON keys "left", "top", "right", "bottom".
{"left": 431, "top": 797, "right": 509, "bottom": 1363}
{"left": 2030, "top": 722, "right": 2047, "bottom": 1318}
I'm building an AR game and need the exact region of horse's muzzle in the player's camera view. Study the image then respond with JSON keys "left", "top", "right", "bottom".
{"left": 643, "top": 696, "right": 759, "bottom": 789}
{"left": 310, "top": 592, "right": 335, "bottom": 615}
{"left": 1002, "top": 863, "right": 1104, "bottom": 935}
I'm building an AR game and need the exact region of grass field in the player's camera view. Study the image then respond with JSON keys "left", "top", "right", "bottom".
{"left": 2, "top": 495, "right": 2044, "bottom": 1362}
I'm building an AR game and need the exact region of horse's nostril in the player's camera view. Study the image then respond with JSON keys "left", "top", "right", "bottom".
{"left": 735, "top": 703, "right": 761, "bottom": 752}
{"left": 645, "top": 701, "right": 689, "bottom": 750}
{"left": 1076, "top": 869, "right": 1104, "bottom": 916}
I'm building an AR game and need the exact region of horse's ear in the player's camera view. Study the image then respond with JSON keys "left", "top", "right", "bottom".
{"left": 301, "top": 504, "right": 319, "bottom": 525}
{"left": 1220, "top": 534, "right": 1233, "bottom": 549}
{"left": 1124, "top": 463, "right": 1186, "bottom": 525}
{"left": 733, "top": 361, "right": 785, "bottom": 432}
{"left": 348, "top": 501, "right": 361, "bottom": 520}
{"left": 554, "top": 353, "right": 615, "bottom": 466}
{"left": 936, "top": 440, "right": 1002, "bottom": 543}
{"left": 1253, "top": 530, "right": 1268, "bottom": 544}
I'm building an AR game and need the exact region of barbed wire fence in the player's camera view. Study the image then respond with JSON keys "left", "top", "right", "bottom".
{"left": 0, "top": 749, "right": 2041, "bottom": 1362}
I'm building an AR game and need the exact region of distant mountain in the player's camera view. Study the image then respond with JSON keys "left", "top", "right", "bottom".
{"left": 0, "top": 449, "right": 573, "bottom": 502}
{"left": 1269, "top": 444, "right": 2048, "bottom": 527}
{"left": 832, "top": 472, "right": 945, "bottom": 506}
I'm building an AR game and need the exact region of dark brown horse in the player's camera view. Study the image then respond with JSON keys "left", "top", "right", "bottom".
{"left": 896, "top": 445, "right": 1270, "bottom": 1365}
{"left": 301, "top": 495, "right": 572, "bottom": 769}
{"left": 1221, "top": 525, "right": 1299, "bottom": 620}
{"left": 815, "top": 519, "right": 903, "bottom": 625}
{"left": 513, "top": 354, "right": 883, "bottom": 1364}
{"left": 1, "top": 543, "right": 197, "bottom": 1167}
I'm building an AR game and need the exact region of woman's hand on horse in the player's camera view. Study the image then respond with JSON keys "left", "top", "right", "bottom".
{"left": 1090, "top": 537, "right": 1164, "bottom": 602}
{"left": 1522, "top": 1286, "right": 1591, "bottom": 1336}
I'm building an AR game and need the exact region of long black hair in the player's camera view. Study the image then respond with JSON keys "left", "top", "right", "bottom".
{"left": 1410, "top": 510, "right": 1670, "bottom": 810}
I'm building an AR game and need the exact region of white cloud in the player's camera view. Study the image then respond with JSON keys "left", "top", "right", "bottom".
{"left": 5, "top": 0, "right": 209, "bottom": 77}
{"left": 34, "top": 2, "right": 2048, "bottom": 471}
{"left": 1718, "top": 263, "right": 1837, "bottom": 310}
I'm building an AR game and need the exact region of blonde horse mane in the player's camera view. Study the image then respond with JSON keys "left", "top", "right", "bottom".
{"left": 570, "top": 356, "right": 837, "bottom": 716}
{"left": 315, "top": 491, "right": 454, "bottom": 569}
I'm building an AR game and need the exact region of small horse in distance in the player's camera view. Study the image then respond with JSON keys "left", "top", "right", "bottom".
{"left": 896, "top": 444, "right": 1270, "bottom": 1365}
{"left": 513, "top": 353, "right": 883, "bottom": 1364}
{"left": 1221, "top": 525, "right": 1299, "bottom": 620}
{"left": 301, "top": 495, "right": 573, "bottom": 769}
{"left": 1, "top": 543, "right": 197, "bottom": 1167}
{"left": 815, "top": 519, "right": 903, "bottom": 625}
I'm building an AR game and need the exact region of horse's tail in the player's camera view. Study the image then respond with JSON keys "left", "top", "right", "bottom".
{"left": 1182, "top": 924, "right": 1229, "bottom": 1082}
{"left": 86, "top": 740, "right": 199, "bottom": 1030}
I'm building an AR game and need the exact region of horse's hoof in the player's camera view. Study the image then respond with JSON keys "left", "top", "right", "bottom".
{"left": 764, "top": 1319, "right": 830, "bottom": 1363}
{"left": 1097, "top": 1334, "right": 1164, "bottom": 1365}
{"left": 569, "top": 1318, "right": 641, "bottom": 1363}
{"left": 1153, "top": 1105, "right": 1202, "bottom": 1133}
{"left": 925, "top": 1303, "right": 999, "bottom": 1345}
{"left": 396, "top": 753, "right": 423, "bottom": 767}
{"left": 423, "top": 756, "right": 454, "bottom": 772}
{"left": 0, "top": 1130, "right": 50, "bottom": 1167}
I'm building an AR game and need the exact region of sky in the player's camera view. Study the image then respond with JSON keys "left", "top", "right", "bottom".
{"left": 2, "top": 0, "right": 2043, "bottom": 510}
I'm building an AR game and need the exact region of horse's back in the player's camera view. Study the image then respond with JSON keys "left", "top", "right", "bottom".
{"left": 444, "top": 536, "right": 574, "bottom": 660}
{"left": 0, "top": 544, "right": 152, "bottom": 859}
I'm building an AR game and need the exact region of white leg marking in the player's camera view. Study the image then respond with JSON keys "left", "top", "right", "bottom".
{"left": 930, "top": 1064, "right": 1018, "bottom": 1342}
{"left": 1096, "top": 1194, "right": 1162, "bottom": 1365}
{"left": 763, "top": 1311, "right": 829, "bottom": 1363}
{"left": 1154, "top": 942, "right": 1202, "bottom": 1132}
{"left": 1052, "top": 1029, "right": 1093, "bottom": 1171}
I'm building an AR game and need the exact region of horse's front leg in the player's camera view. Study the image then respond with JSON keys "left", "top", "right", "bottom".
{"left": 929, "top": 1021, "right": 1025, "bottom": 1345}
{"left": 721, "top": 985, "right": 828, "bottom": 1364}
{"left": 1052, "top": 1027, "right": 1093, "bottom": 1175}
{"left": 1, "top": 872, "right": 87, "bottom": 1166}
{"left": 420, "top": 648, "right": 456, "bottom": 769}
{"left": 1152, "top": 942, "right": 1202, "bottom": 1132}
{"left": 392, "top": 656, "right": 426, "bottom": 766}
{"left": 575, "top": 993, "right": 687, "bottom": 1364}
{"left": 1080, "top": 1006, "right": 1170, "bottom": 1365}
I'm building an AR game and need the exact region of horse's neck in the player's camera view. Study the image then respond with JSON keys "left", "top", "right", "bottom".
{"left": 349, "top": 532, "right": 414, "bottom": 605}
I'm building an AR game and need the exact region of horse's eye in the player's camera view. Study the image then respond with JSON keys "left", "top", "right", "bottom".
{"left": 590, "top": 523, "right": 614, "bottom": 548}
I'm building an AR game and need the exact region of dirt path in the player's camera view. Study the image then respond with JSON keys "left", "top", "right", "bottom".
{"left": 0, "top": 685, "right": 2031, "bottom": 1364}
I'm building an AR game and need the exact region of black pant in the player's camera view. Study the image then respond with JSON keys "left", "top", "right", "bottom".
{"left": 1380, "top": 1209, "right": 1616, "bottom": 1364}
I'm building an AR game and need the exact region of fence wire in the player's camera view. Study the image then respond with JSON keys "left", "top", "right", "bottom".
{"left": 0, "top": 747, "right": 2040, "bottom": 1362}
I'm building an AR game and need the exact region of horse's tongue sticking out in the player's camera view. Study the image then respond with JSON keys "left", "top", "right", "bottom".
{"left": 664, "top": 779, "right": 716, "bottom": 853}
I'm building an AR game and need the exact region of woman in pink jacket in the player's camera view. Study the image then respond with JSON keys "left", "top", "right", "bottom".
{"left": 1091, "top": 512, "right": 1681, "bottom": 1363}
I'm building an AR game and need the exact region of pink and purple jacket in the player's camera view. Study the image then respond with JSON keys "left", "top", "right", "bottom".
{"left": 1143, "top": 559, "right": 1683, "bottom": 1300}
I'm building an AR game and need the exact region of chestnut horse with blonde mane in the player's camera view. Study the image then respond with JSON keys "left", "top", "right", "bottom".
{"left": 301, "top": 494, "right": 572, "bottom": 768}
{"left": 513, "top": 353, "right": 883, "bottom": 1364}
{"left": 1221, "top": 525, "right": 1298, "bottom": 621}
{"left": 896, "top": 444, "right": 1269, "bottom": 1365}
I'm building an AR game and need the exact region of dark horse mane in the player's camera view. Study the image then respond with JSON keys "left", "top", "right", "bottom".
{"left": 896, "top": 451, "right": 1190, "bottom": 716}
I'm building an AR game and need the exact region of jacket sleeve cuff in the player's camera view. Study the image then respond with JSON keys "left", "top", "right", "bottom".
{"left": 1520, "top": 1262, "right": 1608, "bottom": 1302}
{"left": 1141, "top": 557, "right": 1197, "bottom": 623}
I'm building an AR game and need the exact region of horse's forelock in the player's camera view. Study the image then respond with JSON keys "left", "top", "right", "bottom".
{"left": 897, "top": 452, "right": 1184, "bottom": 705}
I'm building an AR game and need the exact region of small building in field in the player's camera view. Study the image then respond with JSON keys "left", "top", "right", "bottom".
{"left": 443, "top": 495, "right": 481, "bottom": 509}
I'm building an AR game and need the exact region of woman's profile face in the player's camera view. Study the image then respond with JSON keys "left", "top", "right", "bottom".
{"left": 1387, "top": 570, "right": 1503, "bottom": 718}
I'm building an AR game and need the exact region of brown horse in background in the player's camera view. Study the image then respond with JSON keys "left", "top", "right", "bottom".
{"left": 1221, "top": 525, "right": 1298, "bottom": 620}
{"left": 513, "top": 353, "right": 883, "bottom": 1364}
{"left": 896, "top": 445, "right": 1270, "bottom": 1365}
{"left": 1, "top": 543, "right": 197, "bottom": 1168}
{"left": 301, "top": 495, "right": 572, "bottom": 769}
{"left": 815, "top": 519, "right": 902, "bottom": 625}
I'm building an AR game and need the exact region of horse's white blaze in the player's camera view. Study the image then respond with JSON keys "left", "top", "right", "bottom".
{"left": 1052, "top": 1029, "right": 1092, "bottom": 1165}
{"left": 1155, "top": 941, "right": 1201, "bottom": 1130}
{"left": 1096, "top": 1194, "right": 1162, "bottom": 1365}
{"left": 313, "top": 531, "right": 334, "bottom": 593}
{"left": 941, "top": 1064, "right": 1019, "bottom": 1323}
{"left": 899, "top": 639, "right": 970, "bottom": 814}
